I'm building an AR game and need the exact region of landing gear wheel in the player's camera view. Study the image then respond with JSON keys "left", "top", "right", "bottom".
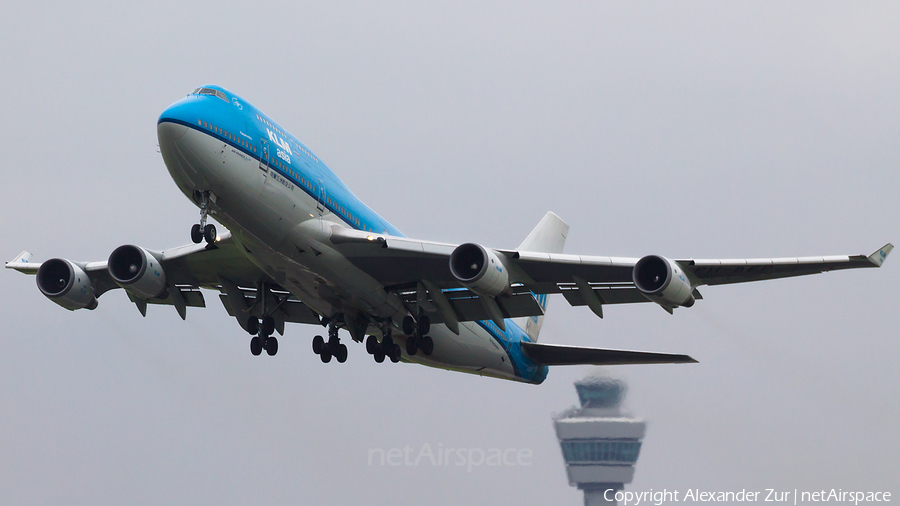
{"left": 261, "top": 316, "right": 275, "bottom": 336}
{"left": 265, "top": 337, "right": 278, "bottom": 356}
{"left": 373, "top": 348, "right": 386, "bottom": 363}
{"left": 246, "top": 317, "right": 259, "bottom": 335}
{"left": 191, "top": 224, "right": 202, "bottom": 244}
{"left": 417, "top": 315, "right": 431, "bottom": 336}
{"left": 250, "top": 336, "right": 262, "bottom": 356}
{"left": 312, "top": 335, "right": 325, "bottom": 355}
{"left": 402, "top": 316, "right": 415, "bottom": 336}
{"left": 335, "top": 343, "right": 348, "bottom": 363}
{"left": 405, "top": 336, "right": 418, "bottom": 356}
{"left": 420, "top": 335, "right": 434, "bottom": 356}
{"left": 366, "top": 335, "right": 379, "bottom": 355}
{"left": 203, "top": 224, "right": 217, "bottom": 244}
{"left": 382, "top": 334, "right": 394, "bottom": 350}
{"left": 320, "top": 349, "right": 332, "bottom": 363}
{"left": 389, "top": 344, "right": 402, "bottom": 363}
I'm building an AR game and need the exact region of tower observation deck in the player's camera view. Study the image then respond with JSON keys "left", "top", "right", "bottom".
{"left": 553, "top": 376, "right": 646, "bottom": 506}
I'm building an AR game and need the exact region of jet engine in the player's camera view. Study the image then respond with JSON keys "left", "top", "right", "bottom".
{"left": 632, "top": 255, "right": 695, "bottom": 309}
{"left": 108, "top": 245, "right": 167, "bottom": 299}
{"left": 449, "top": 243, "right": 511, "bottom": 296}
{"left": 36, "top": 258, "right": 98, "bottom": 310}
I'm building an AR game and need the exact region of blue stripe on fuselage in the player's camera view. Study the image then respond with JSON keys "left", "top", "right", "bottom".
{"left": 474, "top": 319, "right": 548, "bottom": 384}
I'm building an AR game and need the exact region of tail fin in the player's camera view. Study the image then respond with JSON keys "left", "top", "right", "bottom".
{"left": 512, "top": 212, "right": 569, "bottom": 342}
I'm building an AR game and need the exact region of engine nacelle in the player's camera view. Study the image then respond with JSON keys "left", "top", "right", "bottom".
{"left": 449, "top": 243, "right": 511, "bottom": 297}
{"left": 108, "top": 245, "right": 167, "bottom": 299}
{"left": 632, "top": 255, "right": 695, "bottom": 309}
{"left": 36, "top": 258, "right": 98, "bottom": 310}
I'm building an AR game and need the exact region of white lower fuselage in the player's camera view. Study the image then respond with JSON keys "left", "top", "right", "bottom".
{"left": 158, "top": 121, "right": 535, "bottom": 383}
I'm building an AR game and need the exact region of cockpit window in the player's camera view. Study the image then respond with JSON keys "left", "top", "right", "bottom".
{"left": 192, "top": 87, "right": 229, "bottom": 103}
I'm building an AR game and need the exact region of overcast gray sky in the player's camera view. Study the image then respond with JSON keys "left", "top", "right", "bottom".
{"left": 2, "top": 2, "right": 898, "bottom": 504}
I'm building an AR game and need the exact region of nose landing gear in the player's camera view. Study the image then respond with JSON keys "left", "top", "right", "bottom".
{"left": 190, "top": 190, "right": 217, "bottom": 244}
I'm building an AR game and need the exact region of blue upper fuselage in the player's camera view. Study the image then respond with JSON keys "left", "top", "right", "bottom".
{"left": 157, "top": 85, "right": 547, "bottom": 384}
{"left": 158, "top": 84, "right": 404, "bottom": 237}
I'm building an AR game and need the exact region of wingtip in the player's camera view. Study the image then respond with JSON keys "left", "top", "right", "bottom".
{"left": 5, "top": 251, "right": 36, "bottom": 272}
{"left": 868, "top": 243, "right": 893, "bottom": 267}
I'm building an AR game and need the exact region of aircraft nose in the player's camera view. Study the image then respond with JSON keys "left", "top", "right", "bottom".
{"left": 157, "top": 96, "right": 201, "bottom": 144}
{"left": 158, "top": 120, "right": 187, "bottom": 144}
{"left": 157, "top": 96, "right": 199, "bottom": 130}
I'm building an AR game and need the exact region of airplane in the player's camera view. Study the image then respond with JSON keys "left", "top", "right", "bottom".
{"left": 6, "top": 85, "right": 893, "bottom": 385}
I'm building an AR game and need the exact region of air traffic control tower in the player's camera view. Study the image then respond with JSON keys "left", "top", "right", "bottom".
{"left": 554, "top": 376, "right": 646, "bottom": 506}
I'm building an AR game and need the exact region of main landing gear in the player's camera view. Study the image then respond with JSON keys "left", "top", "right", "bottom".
{"left": 312, "top": 322, "right": 348, "bottom": 363}
{"left": 401, "top": 314, "right": 434, "bottom": 357}
{"left": 247, "top": 315, "right": 278, "bottom": 356}
{"left": 365, "top": 330, "right": 402, "bottom": 363}
{"left": 190, "top": 190, "right": 216, "bottom": 245}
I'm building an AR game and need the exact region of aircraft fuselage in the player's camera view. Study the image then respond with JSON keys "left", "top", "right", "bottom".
{"left": 157, "top": 85, "right": 548, "bottom": 384}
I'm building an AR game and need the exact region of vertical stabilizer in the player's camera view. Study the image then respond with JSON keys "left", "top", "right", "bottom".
{"left": 512, "top": 212, "right": 569, "bottom": 342}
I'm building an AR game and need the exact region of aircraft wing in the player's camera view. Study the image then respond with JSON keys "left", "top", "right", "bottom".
{"left": 329, "top": 224, "right": 892, "bottom": 318}
{"left": 5, "top": 232, "right": 320, "bottom": 326}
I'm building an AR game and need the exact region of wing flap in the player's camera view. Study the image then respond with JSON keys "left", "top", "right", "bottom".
{"left": 218, "top": 293, "right": 321, "bottom": 325}
{"left": 561, "top": 286, "right": 651, "bottom": 307}
{"left": 521, "top": 341, "right": 697, "bottom": 366}
{"left": 127, "top": 289, "right": 206, "bottom": 308}
{"left": 401, "top": 289, "right": 545, "bottom": 324}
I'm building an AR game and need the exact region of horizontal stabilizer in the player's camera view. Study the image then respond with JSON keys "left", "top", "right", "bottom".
{"left": 521, "top": 341, "right": 697, "bottom": 366}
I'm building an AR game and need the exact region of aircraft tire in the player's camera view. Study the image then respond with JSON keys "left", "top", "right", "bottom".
{"left": 320, "top": 349, "right": 332, "bottom": 363}
{"left": 250, "top": 336, "right": 262, "bottom": 356}
{"left": 405, "top": 336, "right": 418, "bottom": 356}
{"left": 374, "top": 348, "right": 385, "bottom": 363}
{"left": 203, "top": 224, "right": 216, "bottom": 244}
{"left": 402, "top": 316, "right": 415, "bottom": 335}
{"left": 365, "top": 335, "right": 378, "bottom": 354}
{"left": 191, "top": 224, "right": 203, "bottom": 244}
{"left": 336, "top": 343, "right": 348, "bottom": 363}
{"left": 421, "top": 336, "right": 434, "bottom": 356}
{"left": 261, "top": 316, "right": 275, "bottom": 336}
{"left": 312, "top": 335, "right": 324, "bottom": 354}
{"left": 246, "top": 317, "right": 259, "bottom": 335}
{"left": 417, "top": 316, "right": 430, "bottom": 336}
{"left": 266, "top": 337, "right": 278, "bottom": 356}
{"left": 389, "top": 344, "right": 402, "bottom": 363}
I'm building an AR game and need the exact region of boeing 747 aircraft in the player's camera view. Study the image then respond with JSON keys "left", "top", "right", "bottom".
{"left": 6, "top": 85, "right": 893, "bottom": 384}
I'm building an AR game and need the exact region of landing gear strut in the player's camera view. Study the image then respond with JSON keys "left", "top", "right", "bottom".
{"left": 243, "top": 283, "right": 285, "bottom": 357}
{"left": 191, "top": 191, "right": 216, "bottom": 245}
